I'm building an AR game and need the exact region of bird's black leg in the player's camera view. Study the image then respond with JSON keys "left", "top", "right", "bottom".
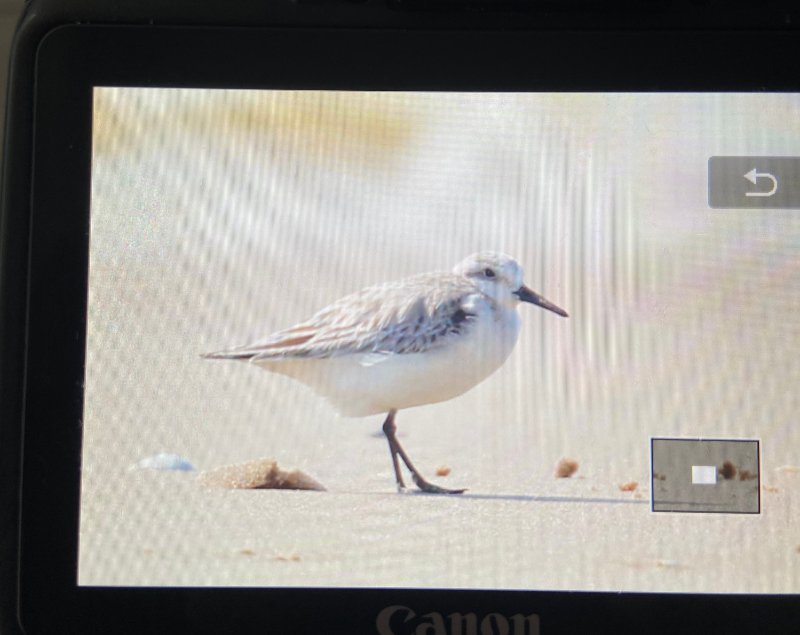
{"left": 381, "top": 410, "right": 465, "bottom": 495}
{"left": 382, "top": 410, "right": 407, "bottom": 491}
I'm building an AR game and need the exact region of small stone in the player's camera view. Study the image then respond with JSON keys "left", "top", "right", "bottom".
{"left": 554, "top": 458, "right": 579, "bottom": 478}
{"left": 619, "top": 481, "right": 638, "bottom": 492}
{"left": 739, "top": 469, "right": 758, "bottom": 481}
{"left": 435, "top": 466, "right": 452, "bottom": 477}
{"left": 719, "top": 461, "right": 737, "bottom": 480}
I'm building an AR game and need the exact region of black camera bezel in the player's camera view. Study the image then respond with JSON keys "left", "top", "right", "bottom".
{"left": 6, "top": 18, "right": 800, "bottom": 634}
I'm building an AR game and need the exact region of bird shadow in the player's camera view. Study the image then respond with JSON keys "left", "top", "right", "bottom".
{"left": 415, "top": 491, "right": 650, "bottom": 506}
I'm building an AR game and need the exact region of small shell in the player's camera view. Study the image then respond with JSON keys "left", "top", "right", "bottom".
{"left": 131, "top": 453, "right": 195, "bottom": 472}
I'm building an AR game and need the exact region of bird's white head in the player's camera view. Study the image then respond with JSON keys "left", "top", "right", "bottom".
{"left": 453, "top": 252, "right": 568, "bottom": 317}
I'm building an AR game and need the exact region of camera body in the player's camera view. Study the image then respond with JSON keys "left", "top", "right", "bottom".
{"left": 2, "top": 2, "right": 800, "bottom": 633}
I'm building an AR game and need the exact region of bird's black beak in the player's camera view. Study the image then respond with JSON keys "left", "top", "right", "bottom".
{"left": 514, "top": 285, "right": 569, "bottom": 317}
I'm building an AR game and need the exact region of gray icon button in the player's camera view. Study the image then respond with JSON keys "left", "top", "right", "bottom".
{"left": 651, "top": 438, "right": 760, "bottom": 514}
{"left": 708, "top": 156, "right": 800, "bottom": 209}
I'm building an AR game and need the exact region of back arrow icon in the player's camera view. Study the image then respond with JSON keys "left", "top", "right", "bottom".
{"left": 744, "top": 168, "right": 778, "bottom": 197}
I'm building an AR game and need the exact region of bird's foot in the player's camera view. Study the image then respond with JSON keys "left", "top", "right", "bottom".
{"left": 412, "top": 474, "right": 466, "bottom": 495}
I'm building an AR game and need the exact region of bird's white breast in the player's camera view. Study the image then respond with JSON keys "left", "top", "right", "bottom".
{"left": 257, "top": 300, "right": 522, "bottom": 417}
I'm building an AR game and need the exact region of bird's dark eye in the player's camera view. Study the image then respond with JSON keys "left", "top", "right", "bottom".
{"left": 483, "top": 268, "right": 496, "bottom": 278}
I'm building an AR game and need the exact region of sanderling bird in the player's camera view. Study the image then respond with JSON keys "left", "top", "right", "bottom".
{"left": 204, "top": 252, "right": 568, "bottom": 495}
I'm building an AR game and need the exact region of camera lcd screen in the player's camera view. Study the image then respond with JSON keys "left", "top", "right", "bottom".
{"left": 79, "top": 87, "right": 800, "bottom": 593}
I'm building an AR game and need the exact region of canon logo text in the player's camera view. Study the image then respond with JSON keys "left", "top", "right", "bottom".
{"left": 376, "top": 604, "right": 540, "bottom": 635}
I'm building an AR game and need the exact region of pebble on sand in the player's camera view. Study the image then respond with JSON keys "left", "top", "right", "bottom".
{"left": 719, "top": 461, "right": 737, "bottom": 480}
{"left": 554, "top": 457, "right": 579, "bottom": 478}
{"left": 197, "top": 458, "right": 326, "bottom": 491}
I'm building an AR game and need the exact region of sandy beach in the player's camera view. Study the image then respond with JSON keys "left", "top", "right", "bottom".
{"left": 78, "top": 89, "right": 800, "bottom": 592}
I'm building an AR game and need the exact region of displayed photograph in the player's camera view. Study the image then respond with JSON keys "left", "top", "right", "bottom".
{"left": 80, "top": 88, "right": 799, "bottom": 592}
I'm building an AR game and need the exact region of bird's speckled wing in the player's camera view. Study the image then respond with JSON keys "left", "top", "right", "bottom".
{"left": 204, "top": 272, "right": 481, "bottom": 362}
